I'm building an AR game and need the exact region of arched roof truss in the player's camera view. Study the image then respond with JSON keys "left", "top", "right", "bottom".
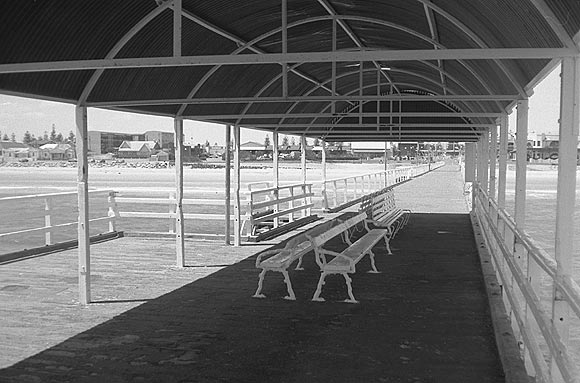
{"left": 1, "top": 0, "right": 579, "bottom": 142}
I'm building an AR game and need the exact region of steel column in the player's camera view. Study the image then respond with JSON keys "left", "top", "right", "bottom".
{"left": 225, "top": 125, "right": 231, "bottom": 245}
{"left": 550, "top": 56, "right": 580, "bottom": 382}
{"left": 515, "top": 99, "right": 529, "bottom": 228}
{"left": 489, "top": 124, "right": 497, "bottom": 201}
{"left": 233, "top": 125, "right": 241, "bottom": 246}
{"left": 75, "top": 106, "right": 90, "bottom": 305}
{"left": 498, "top": 115, "right": 508, "bottom": 209}
{"left": 174, "top": 118, "right": 185, "bottom": 267}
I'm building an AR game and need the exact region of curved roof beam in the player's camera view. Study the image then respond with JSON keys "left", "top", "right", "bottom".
{"left": 527, "top": 0, "right": 577, "bottom": 49}
{"left": 423, "top": 0, "right": 447, "bottom": 95}
{"left": 416, "top": 0, "right": 528, "bottom": 97}
{"left": 316, "top": 0, "right": 401, "bottom": 94}
{"left": 77, "top": 2, "right": 172, "bottom": 105}
{"left": 231, "top": 64, "right": 477, "bottom": 130}
{"left": 226, "top": 16, "right": 505, "bottom": 126}
{"left": 313, "top": 72, "right": 481, "bottom": 128}
{"left": 179, "top": 15, "right": 503, "bottom": 118}
{"left": 176, "top": 12, "right": 346, "bottom": 116}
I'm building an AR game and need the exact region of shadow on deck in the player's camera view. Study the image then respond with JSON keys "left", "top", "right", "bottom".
{"left": 0, "top": 212, "right": 507, "bottom": 383}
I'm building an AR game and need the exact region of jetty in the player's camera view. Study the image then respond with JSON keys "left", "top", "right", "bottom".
{"left": 1, "top": 2, "right": 580, "bottom": 382}
{"left": 0, "top": 165, "right": 520, "bottom": 382}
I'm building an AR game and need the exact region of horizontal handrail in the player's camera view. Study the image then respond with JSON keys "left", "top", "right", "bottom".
{"left": 474, "top": 186, "right": 580, "bottom": 382}
{"left": 0, "top": 189, "right": 111, "bottom": 202}
{"left": 0, "top": 190, "right": 116, "bottom": 254}
{"left": 251, "top": 192, "right": 314, "bottom": 211}
{"left": 250, "top": 182, "right": 313, "bottom": 196}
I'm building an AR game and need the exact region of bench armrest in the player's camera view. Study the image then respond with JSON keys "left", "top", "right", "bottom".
{"left": 364, "top": 218, "right": 393, "bottom": 235}
{"left": 255, "top": 248, "right": 290, "bottom": 267}
{"left": 319, "top": 248, "right": 355, "bottom": 266}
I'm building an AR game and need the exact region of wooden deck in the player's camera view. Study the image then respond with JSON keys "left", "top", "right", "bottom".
{"left": 0, "top": 164, "right": 526, "bottom": 382}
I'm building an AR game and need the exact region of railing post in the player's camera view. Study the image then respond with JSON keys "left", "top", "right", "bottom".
{"left": 44, "top": 197, "right": 52, "bottom": 245}
{"left": 332, "top": 180, "right": 338, "bottom": 208}
{"left": 288, "top": 186, "right": 295, "bottom": 223}
{"left": 169, "top": 191, "right": 176, "bottom": 234}
{"left": 343, "top": 178, "right": 348, "bottom": 204}
{"left": 107, "top": 191, "right": 119, "bottom": 233}
{"left": 353, "top": 177, "right": 359, "bottom": 199}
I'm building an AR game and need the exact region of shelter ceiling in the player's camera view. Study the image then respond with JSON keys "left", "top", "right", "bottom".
{"left": 1, "top": 0, "right": 579, "bottom": 142}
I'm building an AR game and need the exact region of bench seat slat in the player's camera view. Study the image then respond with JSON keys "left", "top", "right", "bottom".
{"left": 259, "top": 241, "right": 312, "bottom": 268}
{"left": 324, "top": 229, "right": 387, "bottom": 271}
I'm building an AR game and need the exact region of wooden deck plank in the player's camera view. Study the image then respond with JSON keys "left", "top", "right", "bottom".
{"left": 0, "top": 165, "right": 524, "bottom": 382}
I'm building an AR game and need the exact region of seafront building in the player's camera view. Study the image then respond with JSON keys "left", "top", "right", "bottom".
{"left": 1, "top": 2, "right": 580, "bottom": 382}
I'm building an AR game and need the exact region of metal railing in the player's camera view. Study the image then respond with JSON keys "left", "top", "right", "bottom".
{"left": 322, "top": 162, "right": 444, "bottom": 211}
{"left": 244, "top": 182, "right": 314, "bottom": 237}
{"left": 0, "top": 190, "right": 116, "bottom": 254}
{"left": 474, "top": 186, "right": 580, "bottom": 382}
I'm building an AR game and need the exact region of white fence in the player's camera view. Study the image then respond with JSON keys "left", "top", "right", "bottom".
{"left": 322, "top": 162, "right": 444, "bottom": 211}
{"left": 0, "top": 190, "right": 116, "bottom": 254}
{"left": 474, "top": 186, "right": 580, "bottom": 382}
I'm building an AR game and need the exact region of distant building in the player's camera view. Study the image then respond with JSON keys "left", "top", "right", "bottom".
{"left": 0, "top": 141, "right": 38, "bottom": 162}
{"left": 117, "top": 141, "right": 160, "bottom": 159}
{"left": 145, "top": 131, "right": 174, "bottom": 151}
{"left": 88, "top": 131, "right": 142, "bottom": 155}
{"left": 38, "top": 143, "right": 75, "bottom": 161}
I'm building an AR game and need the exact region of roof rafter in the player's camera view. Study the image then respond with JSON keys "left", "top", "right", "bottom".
{"left": 86, "top": 94, "right": 518, "bottom": 108}
{"left": 2, "top": 48, "right": 573, "bottom": 74}
{"left": 316, "top": 0, "right": 401, "bottom": 94}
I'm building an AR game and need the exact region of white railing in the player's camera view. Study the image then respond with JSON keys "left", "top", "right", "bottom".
{"left": 0, "top": 190, "right": 117, "bottom": 254}
{"left": 474, "top": 186, "right": 580, "bottom": 383}
{"left": 114, "top": 191, "right": 234, "bottom": 237}
{"left": 322, "top": 162, "right": 444, "bottom": 211}
{"left": 244, "top": 182, "right": 314, "bottom": 238}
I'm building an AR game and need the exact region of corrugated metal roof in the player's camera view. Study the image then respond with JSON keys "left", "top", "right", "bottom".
{"left": 0, "top": 1, "right": 579, "bottom": 142}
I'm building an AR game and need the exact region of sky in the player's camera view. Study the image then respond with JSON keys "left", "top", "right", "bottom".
{"left": 0, "top": 64, "right": 562, "bottom": 146}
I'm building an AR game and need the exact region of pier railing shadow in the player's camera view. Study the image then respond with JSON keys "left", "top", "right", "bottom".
{"left": 0, "top": 213, "right": 508, "bottom": 383}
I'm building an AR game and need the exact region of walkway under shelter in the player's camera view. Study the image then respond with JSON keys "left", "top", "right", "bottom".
{"left": 0, "top": 165, "right": 519, "bottom": 382}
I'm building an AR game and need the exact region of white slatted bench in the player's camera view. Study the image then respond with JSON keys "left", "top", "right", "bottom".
{"left": 305, "top": 213, "right": 390, "bottom": 303}
{"left": 252, "top": 219, "right": 338, "bottom": 300}
{"left": 360, "top": 187, "right": 411, "bottom": 254}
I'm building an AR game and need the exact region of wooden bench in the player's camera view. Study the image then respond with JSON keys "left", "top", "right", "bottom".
{"left": 305, "top": 212, "right": 390, "bottom": 303}
{"left": 252, "top": 219, "right": 338, "bottom": 300}
{"left": 359, "top": 187, "right": 410, "bottom": 254}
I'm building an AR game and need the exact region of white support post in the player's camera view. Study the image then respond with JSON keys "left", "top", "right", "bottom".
{"left": 75, "top": 105, "right": 90, "bottom": 305}
{"left": 515, "top": 99, "right": 529, "bottom": 229}
{"left": 331, "top": 17, "right": 337, "bottom": 115}
{"left": 225, "top": 125, "right": 231, "bottom": 245}
{"left": 498, "top": 115, "right": 508, "bottom": 210}
{"left": 173, "top": 0, "right": 182, "bottom": 57}
{"left": 174, "top": 118, "right": 185, "bottom": 267}
{"left": 233, "top": 125, "right": 241, "bottom": 246}
{"left": 301, "top": 135, "right": 307, "bottom": 218}
{"left": 301, "top": 135, "right": 307, "bottom": 184}
{"left": 273, "top": 132, "right": 279, "bottom": 228}
{"left": 321, "top": 139, "right": 328, "bottom": 210}
{"left": 481, "top": 129, "right": 490, "bottom": 198}
{"left": 281, "top": 0, "right": 288, "bottom": 97}
{"left": 489, "top": 124, "right": 497, "bottom": 201}
{"left": 44, "top": 197, "right": 52, "bottom": 245}
{"left": 550, "top": 56, "right": 579, "bottom": 382}
{"left": 384, "top": 142, "right": 389, "bottom": 188}
{"left": 511, "top": 98, "right": 529, "bottom": 350}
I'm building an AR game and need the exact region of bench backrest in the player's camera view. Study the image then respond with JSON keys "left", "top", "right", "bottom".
{"left": 307, "top": 213, "right": 366, "bottom": 248}
{"left": 360, "top": 187, "right": 397, "bottom": 221}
